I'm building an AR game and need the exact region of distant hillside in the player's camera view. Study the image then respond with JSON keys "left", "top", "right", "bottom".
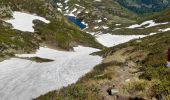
{"left": 117, "top": 0, "right": 170, "bottom": 14}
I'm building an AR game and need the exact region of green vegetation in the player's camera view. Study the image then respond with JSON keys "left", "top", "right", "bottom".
{"left": 98, "top": 31, "right": 170, "bottom": 98}
{"left": 36, "top": 84, "right": 102, "bottom": 100}
{"left": 148, "top": 8, "right": 170, "bottom": 22}
{"left": 0, "top": 21, "right": 39, "bottom": 59}
{"left": 18, "top": 57, "right": 54, "bottom": 63}
{"left": 34, "top": 19, "right": 103, "bottom": 50}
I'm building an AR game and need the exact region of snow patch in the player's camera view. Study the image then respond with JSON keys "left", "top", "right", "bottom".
{"left": 95, "top": 19, "right": 102, "bottom": 23}
{"left": 95, "top": 33, "right": 146, "bottom": 47}
{"left": 5, "top": 11, "right": 50, "bottom": 32}
{"left": 159, "top": 28, "right": 170, "bottom": 32}
{"left": 0, "top": 46, "right": 102, "bottom": 100}
{"left": 127, "top": 20, "right": 169, "bottom": 29}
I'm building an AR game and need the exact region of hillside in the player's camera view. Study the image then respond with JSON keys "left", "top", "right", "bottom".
{"left": 112, "top": 8, "right": 170, "bottom": 35}
{"left": 0, "top": 0, "right": 102, "bottom": 60}
{"left": 1, "top": 0, "right": 170, "bottom": 100}
{"left": 52, "top": 0, "right": 138, "bottom": 33}
{"left": 117, "top": 0, "right": 170, "bottom": 14}
{"left": 35, "top": 8, "right": 170, "bottom": 100}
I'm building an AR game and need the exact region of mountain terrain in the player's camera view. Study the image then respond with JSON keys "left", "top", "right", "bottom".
{"left": 36, "top": 8, "right": 170, "bottom": 100}
{"left": 52, "top": 0, "right": 138, "bottom": 33}
{"left": 0, "top": 0, "right": 170, "bottom": 100}
{"left": 0, "top": 0, "right": 103, "bottom": 61}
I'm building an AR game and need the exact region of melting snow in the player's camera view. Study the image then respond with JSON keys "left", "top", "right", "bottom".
{"left": 0, "top": 46, "right": 102, "bottom": 100}
{"left": 95, "top": 33, "right": 146, "bottom": 47}
{"left": 5, "top": 11, "right": 50, "bottom": 32}
{"left": 127, "top": 20, "right": 169, "bottom": 29}
{"left": 64, "top": 0, "right": 70, "bottom": 3}
{"left": 95, "top": 19, "right": 102, "bottom": 23}
{"left": 102, "top": 26, "right": 109, "bottom": 29}
{"left": 159, "top": 28, "right": 170, "bottom": 32}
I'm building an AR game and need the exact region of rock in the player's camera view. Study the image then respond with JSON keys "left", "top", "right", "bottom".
{"left": 125, "top": 79, "right": 131, "bottom": 82}
{"left": 111, "top": 89, "right": 119, "bottom": 95}
{"left": 107, "top": 88, "right": 119, "bottom": 95}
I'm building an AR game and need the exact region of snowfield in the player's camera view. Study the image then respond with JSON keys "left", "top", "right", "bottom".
{"left": 0, "top": 46, "right": 102, "bottom": 100}
{"left": 159, "top": 28, "right": 170, "bottom": 32}
{"left": 96, "top": 34, "right": 146, "bottom": 47}
{"left": 5, "top": 11, "right": 50, "bottom": 32}
{"left": 88, "top": 32, "right": 147, "bottom": 47}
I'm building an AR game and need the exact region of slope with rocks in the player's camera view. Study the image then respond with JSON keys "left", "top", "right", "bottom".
{"left": 52, "top": 0, "right": 138, "bottom": 33}
{"left": 0, "top": 0, "right": 103, "bottom": 60}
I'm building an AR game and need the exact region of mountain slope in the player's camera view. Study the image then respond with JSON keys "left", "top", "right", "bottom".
{"left": 111, "top": 8, "right": 170, "bottom": 35}
{"left": 117, "top": 0, "right": 170, "bottom": 14}
{"left": 0, "top": 0, "right": 103, "bottom": 60}
{"left": 52, "top": 0, "right": 138, "bottom": 32}
{"left": 35, "top": 8, "right": 170, "bottom": 100}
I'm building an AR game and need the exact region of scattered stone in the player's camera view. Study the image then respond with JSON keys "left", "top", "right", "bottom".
{"left": 107, "top": 86, "right": 119, "bottom": 95}
{"left": 125, "top": 79, "right": 131, "bottom": 82}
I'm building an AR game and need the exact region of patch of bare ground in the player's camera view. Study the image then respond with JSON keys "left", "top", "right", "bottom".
{"left": 99, "top": 47, "right": 149, "bottom": 100}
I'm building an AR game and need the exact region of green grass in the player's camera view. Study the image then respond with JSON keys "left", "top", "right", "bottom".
{"left": 19, "top": 57, "right": 54, "bottom": 63}
{"left": 34, "top": 19, "right": 103, "bottom": 50}
{"left": 0, "top": 20, "right": 39, "bottom": 54}
{"left": 35, "top": 84, "right": 102, "bottom": 100}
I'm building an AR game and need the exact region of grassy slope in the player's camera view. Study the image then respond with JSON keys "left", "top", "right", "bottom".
{"left": 34, "top": 19, "right": 103, "bottom": 50}
{"left": 147, "top": 8, "right": 170, "bottom": 22}
{"left": 112, "top": 8, "right": 170, "bottom": 35}
{"left": 0, "top": 20, "right": 40, "bottom": 60}
{"left": 98, "top": 32, "right": 170, "bottom": 99}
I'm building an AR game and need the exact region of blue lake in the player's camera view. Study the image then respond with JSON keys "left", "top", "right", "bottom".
{"left": 67, "top": 16, "right": 87, "bottom": 29}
